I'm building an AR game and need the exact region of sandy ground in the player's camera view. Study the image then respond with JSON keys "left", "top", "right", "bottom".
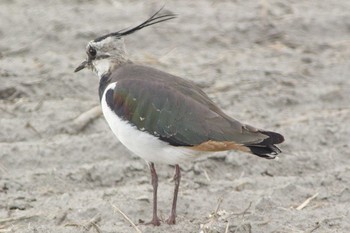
{"left": 1, "top": 0, "right": 350, "bottom": 232}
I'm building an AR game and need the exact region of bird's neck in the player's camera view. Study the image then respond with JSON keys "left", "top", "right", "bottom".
{"left": 94, "top": 58, "right": 127, "bottom": 78}
{"left": 97, "top": 59, "right": 133, "bottom": 101}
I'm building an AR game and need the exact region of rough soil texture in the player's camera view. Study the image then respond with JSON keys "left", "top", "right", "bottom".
{"left": 1, "top": 1, "right": 350, "bottom": 232}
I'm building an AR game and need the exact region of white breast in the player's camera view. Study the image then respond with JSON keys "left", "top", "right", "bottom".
{"left": 101, "top": 82, "right": 199, "bottom": 165}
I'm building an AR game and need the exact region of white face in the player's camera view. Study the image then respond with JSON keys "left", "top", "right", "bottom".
{"left": 86, "top": 37, "right": 127, "bottom": 77}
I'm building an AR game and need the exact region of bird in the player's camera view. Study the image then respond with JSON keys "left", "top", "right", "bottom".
{"left": 74, "top": 8, "right": 284, "bottom": 226}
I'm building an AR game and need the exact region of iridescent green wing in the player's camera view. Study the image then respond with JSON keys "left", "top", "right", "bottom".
{"left": 105, "top": 77, "right": 267, "bottom": 147}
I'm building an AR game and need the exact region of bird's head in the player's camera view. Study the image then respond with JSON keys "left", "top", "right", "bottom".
{"left": 74, "top": 8, "right": 176, "bottom": 77}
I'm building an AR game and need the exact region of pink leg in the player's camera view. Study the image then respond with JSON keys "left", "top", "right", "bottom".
{"left": 166, "top": 164, "right": 181, "bottom": 225}
{"left": 145, "top": 162, "right": 161, "bottom": 226}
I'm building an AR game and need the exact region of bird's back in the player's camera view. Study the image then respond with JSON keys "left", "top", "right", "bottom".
{"left": 102, "top": 64, "right": 284, "bottom": 159}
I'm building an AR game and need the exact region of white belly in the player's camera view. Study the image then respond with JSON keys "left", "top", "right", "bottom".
{"left": 101, "top": 82, "right": 198, "bottom": 165}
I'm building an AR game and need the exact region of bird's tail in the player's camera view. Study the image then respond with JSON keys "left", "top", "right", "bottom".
{"left": 245, "top": 131, "right": 284, "bottom": 159}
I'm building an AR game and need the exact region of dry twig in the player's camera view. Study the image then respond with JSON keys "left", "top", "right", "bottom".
{"left": 25, "top": 122, "right": 42, "bottom": 138}
{"left": 213, "top": 197, "right": 223, "bottom": 217}
{"left": 199, "top": 197, "right": 224, "bottom": 233}
{"left": 296, "top": 193, "right": 319, "bottom": 210}
{"left": 202, "top": 168, "right": 211, "bottom": 182}
{"left": 72, "top": 105, "right": 102, "bottom": 131}
{"left": 225, "top": 222, "right": 230, "bottom": 233}
{"left": 231, "top": 202, "right": 252, "bottom": 217}
{"left": 0, "top": 228, "right": 12, "bottom": 232}
{"left": 0, "top": 215, "right": 38, "bottom": 224}
{"left": 110, "top": 203, "right": 142, "bottom": 233}
{"left": 0, "top": 107, "right": 17, "bottom": 117}
{"left": 65, "top": 214, "right": 102, "bottom": 233}
{"left": 62, "top": 105, "right": 102, "bottom": 134}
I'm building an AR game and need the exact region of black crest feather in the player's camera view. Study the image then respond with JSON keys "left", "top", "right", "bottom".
{"left": 94, "top": 7, "right": 176, "bottom": 42}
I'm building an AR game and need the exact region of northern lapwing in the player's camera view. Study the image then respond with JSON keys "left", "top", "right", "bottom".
{"left": 75, "top": 8, "right": 284, "bottom": 226}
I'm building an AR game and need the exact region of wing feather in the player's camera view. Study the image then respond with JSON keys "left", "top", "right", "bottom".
{"left": 105, "top": 64, "right": 272, "bottom": 148}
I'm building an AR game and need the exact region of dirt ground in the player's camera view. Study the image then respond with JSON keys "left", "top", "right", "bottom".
{"left": 1, "top": 0, "right": 350, "bottom": 232}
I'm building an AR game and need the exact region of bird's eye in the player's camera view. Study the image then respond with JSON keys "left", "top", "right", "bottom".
{"left": 88, "top": 46, "right": 97, "bottom": 57}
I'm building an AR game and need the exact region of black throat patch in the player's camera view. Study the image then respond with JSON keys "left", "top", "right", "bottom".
{"left": 99, "top": 72, "right": 112, "bottom": 101}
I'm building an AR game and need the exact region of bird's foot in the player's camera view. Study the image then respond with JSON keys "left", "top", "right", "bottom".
{"left": 165, "top": 215, "right": 176, "bottom": 225}
{"left": 144, "top": 216, "right": 161, "bottom": 226}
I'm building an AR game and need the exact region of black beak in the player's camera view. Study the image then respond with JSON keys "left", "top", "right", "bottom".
{"left": 74, "top": 60, "right": 89, "bottom": 72}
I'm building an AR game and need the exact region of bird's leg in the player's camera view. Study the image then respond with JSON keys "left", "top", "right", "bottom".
{"left": 166, "top": 164, "right": 181, "bottom": 225}
{"left": 146, "top": 162, "right": 161, "bottom": 226}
